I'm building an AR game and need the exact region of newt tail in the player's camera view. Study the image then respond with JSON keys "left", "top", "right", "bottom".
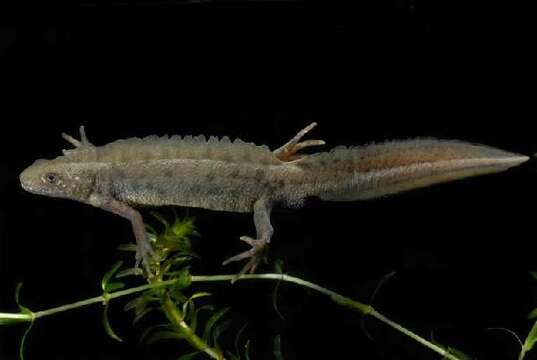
{"left": 293, "top": 138, "right": 529, "bottom": 201}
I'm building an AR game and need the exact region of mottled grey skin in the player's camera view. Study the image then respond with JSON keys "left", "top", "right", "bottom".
{"left": 19, "top": 124, "right": 529, "bottom": 278}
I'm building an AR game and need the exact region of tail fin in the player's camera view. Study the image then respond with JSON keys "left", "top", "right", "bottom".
{"left": 296, "top": 139, "right": 529, "bottom": 201}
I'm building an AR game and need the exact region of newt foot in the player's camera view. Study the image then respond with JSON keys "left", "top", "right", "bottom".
{"left": 135, "top": 237, "right": 156, "bottom": 276}
{"left": 273, "top": 122, "right": 325, "bottom": 162}
{"left": 62, "top": 125, "right": 94, "bottom": 154}
{"left": 222, "top": 235, "right": 269, "bottom": 282}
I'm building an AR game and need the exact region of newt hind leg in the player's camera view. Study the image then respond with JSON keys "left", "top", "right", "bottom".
{"left": 273, "top": 122, "right": 326, "bottom": 161}
{"left": 223, "top": 198, "right": 273, "bottom": 282}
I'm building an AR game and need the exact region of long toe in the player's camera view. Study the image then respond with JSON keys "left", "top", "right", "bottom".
{"left": 222, "top": 249, "right": 255, "bottom": 265}
{"left": 231, "top": 257, "right": 259, "bottom": 283}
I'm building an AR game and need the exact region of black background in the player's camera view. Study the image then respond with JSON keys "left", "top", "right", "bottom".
{"left": 1, "top": 1, "right": 536, "bottom": 359}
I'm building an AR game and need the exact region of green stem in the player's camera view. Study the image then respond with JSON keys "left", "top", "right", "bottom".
{"left": 0, "top": 313, "right": 32, "bottom": 321}
{"left": 161, "top": 291, "right": 222, "bottom": 360}
{"left": 0, "top": 281, "right": 176, "bottom": 322}
{"left": 0, "top": 273, "right": 462, "bottom": 360}
{"left": 192, "top": 274, "right": 461, "bottom": 360}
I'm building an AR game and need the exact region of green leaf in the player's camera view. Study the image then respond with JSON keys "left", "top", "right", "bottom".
{"left": 145, "top": 223, "right": 158, "bottom": 235}
{"left": 486, "top": 327, "right": 523, "bottom": 348}
{"left": 133, "top": 307, "right": 160, "bottom": 325}
{"left": 135, "top": 298, "right": 159, "bottom": 319}
{"left": 522, "top": 320, "right": 537, "bottom": 358}
{"left": 169, "top": 288, "right": 188, "bottom": 303}
{"left": 151, "top": 211, "right": 170, "bottom": 227}
{"left": 197, "top": 304, "right": 216, "bottom": 313}
{"left": 171, "top": 217, "right": 196, "bottom": 238}
{"left": 116, "top": 267, "right": 143, "bottom": 278}
{"left": 146, "top": 330, "right": 185, "bottom": 344}
{"left": 212, "top": 320, "right": 232, "bottom": 351}
{"left": 164, "top": 254, "right": 195, "bottom": 266}
{"left": 146, "top": 231, "right": 158, "bottom": 243}
{"left": 102, "top": 303, "right": 123, "bottom": 342}
{"left": 180, "top": 292, "right": 212, "bottom": 321}
{"left": 15, "top": 283, "right": 32, "bottom": 315}
{"left": 244, "top": 339, "right": 251, "bottom": 360}
{"left": 273, "top": 334, "right": 284, "bottom": 360}
{"left": 159, "top": 236, "right": 192, "bottom": 253}
{"left": 182, "top": 300, "right": 192, "bottom": 321}
{"left": 203, "top": 307, "right": 230, "bottom": 342}
{"left": 139, "top": 324, "right": 176, "bottom": 344}
{"left": 189, "top": 305, "right": 215, "bottom": 334}
{"left": 225, "top": 351, "right": 240, "bottom": 360}
{"left": 106, "top": 282, "right": 126, "bottom": 293}
{"left": 190, "top": 292, "right": 212, "bottom": 300}
{"left": 19, "top": 317, "right": 34, "bottom": 360}
{"left": 272, "top": 277, "right": 285, "bottom": 320}
{"left": 124, "top": 291, "right": 160, "bottom": 319}
{"left": 188, "top": 303, "right": 199, "bottom": 333}
{"left": 274, "top": 259, "right": 284, "bottom": 274}
{"left": 177, "top": 351, "right": 200, "bottom": 360}
{"left": 15, "top": 282, "right": 23, "bottom": 306}
{"left": 124, "top": 295, "right": 145, "bottom": 312}
{"left": 530, "top": 272, "right": 537, "bottom": 281}
{"left": 163, "top": 254, "right": 197, "bottom": 273}
{"left": 117, "top": 243, "right": 137, "bottom": 252}
{"left": 234, "top": 323, "right": 248, "bottom": 357}
{"left": 101, "top": 261, "right": 123, "bottom": 292}
{"left": 529, "top": 308, "right": 537, "bottom": 320}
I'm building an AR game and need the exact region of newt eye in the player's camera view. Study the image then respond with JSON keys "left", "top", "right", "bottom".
{"left": 45, "top": 172, "right": 60, "bottom": 184}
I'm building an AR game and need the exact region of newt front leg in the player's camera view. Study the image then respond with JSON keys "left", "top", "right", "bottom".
{"left": 222, "top": 197, "right": 274, "bottom": 281}
{"left": 90, "top": 195, "right": 155, "bottom": 275}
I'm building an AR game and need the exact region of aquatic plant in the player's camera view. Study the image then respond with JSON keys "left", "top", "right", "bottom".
{"left": 3, "top": 211, "right": 533, "bottom": 360}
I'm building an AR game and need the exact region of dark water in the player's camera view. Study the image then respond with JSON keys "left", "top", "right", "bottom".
{"left": 1, "top": 1, "right": 536, "bottom": 359}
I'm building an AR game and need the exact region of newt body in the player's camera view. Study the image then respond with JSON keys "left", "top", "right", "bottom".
{"left": 19, "top": 124, "right": 529, "bottom": 276}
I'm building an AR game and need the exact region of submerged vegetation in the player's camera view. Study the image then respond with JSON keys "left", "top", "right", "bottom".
{"left": 2, "top": 211, "right": 537, "bottom": 359}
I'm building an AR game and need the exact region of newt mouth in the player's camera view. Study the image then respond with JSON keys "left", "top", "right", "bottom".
{"left": 19, "top": 167, "right": 42, "bottom": 195}
{"left": 20, "top": 182, "right": 32, "bottom": 192}
{"left": 20, "top": 180, "right": 40, "bottom": 195}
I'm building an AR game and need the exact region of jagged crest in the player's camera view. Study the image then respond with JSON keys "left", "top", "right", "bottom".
{"left": 56, "top": 126, "right": 280, "bottom": 165}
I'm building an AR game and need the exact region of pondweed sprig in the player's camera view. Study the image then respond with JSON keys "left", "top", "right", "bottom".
{"left": 1, "top": 211, "right": 480, "bottom": 360}
{"left": 116, "top": 211, "right": 226, "bottom": 359}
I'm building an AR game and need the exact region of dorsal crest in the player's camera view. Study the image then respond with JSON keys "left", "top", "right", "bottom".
{"left": 57, "top": 126, "right": 280, "bottom": 165}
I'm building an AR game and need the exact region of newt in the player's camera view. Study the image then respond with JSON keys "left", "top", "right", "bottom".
{"left": 19, "top": 123, "right": 529, "bottom": 277}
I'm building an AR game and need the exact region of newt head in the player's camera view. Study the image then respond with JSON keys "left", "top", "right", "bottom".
{"left": 19, "top": 158, "right": 96, "bottom": 202}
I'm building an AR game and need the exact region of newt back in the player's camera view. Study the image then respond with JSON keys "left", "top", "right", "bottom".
{"left": 58, "top": 134, "right": 281, "bottom": 166}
